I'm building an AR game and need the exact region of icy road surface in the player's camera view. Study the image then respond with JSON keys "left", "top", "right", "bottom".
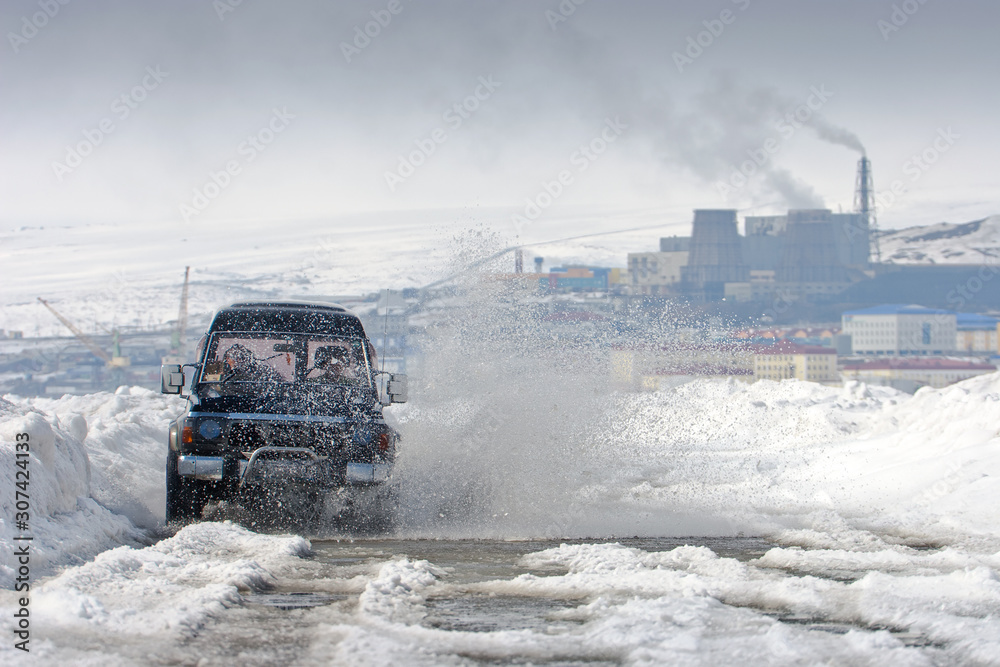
{"left": 3, "top": 527, "right": 1000, "bottom": 665}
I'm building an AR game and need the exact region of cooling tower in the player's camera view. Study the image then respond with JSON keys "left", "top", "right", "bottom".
{"left": 681, "top": 209, "right": 748, "bottom": 300}
{"left": 777, "top": 209, "right": 848, "bottom": 283}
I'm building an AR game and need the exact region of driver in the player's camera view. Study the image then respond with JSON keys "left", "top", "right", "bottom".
{"left": 222, "top": 344, "right": 282, "bottom": 383}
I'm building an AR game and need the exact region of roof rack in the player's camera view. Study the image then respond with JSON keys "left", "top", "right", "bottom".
{"left": 226, "top": 301, "right": 347, "bottom": 312}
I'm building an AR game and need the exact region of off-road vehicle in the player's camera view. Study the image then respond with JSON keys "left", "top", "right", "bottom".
{"left": 160, "top": 301, "right": 407, "bottom": 531}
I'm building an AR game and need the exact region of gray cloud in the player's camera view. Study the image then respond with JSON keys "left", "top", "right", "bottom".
{"left": 1, "top": 0, "right": 997, "bottom": 227}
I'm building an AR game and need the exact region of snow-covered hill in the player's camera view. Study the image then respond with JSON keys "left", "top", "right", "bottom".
{"left": 0, "top": 207, "right": 682, "bottom": 338}
{"left": 879, "top": 214, "right": 1000, "bottom": 264}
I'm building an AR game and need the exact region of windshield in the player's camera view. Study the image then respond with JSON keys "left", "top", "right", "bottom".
{"left": 199, "top": 332, "right": 371, "bottom": 386}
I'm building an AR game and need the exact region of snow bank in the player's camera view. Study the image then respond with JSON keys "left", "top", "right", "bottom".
{"left": 0, "top": 522, "right": 309, "bottom": 663}
{"left": 0, "top": 397, "right": 142, "bottom": 588}
{"left": 23, "top": 386, "right": 184, "bottom": 529}
{"left": 396, "top": 370, "right": 1000, "bottom": 547}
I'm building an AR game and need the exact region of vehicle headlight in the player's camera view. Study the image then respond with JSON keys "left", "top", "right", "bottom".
{"left": 199, "top": 419, "right": 222, "bottom": 440}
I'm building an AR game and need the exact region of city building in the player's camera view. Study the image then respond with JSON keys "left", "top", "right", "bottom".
{"left": 842, "top": 304, "right": 956, "bottom": 356}
{"left": 627, "top": 250, "right": 689, "bottom": 295}
{"left": 540, "top": 266, "right": 621, "bottom": 292}
{"left": 841, "top": 358, "right": 996, "bottom": 390}
{"left": 611, "top": 342, "right": 753, "bottom": 390}
{"left": 955, "top": 313, "right": 999, "bottom": 354}
{"left": 751, "top": 341, "right": 838, "bottom": 383}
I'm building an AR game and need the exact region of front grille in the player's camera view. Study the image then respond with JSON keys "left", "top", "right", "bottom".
{"left": 228, "top": 420, "right": 350, "bottom": 456}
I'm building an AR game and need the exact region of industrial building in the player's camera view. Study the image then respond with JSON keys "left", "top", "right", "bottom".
{"left": 842, "top": 304, "right": 956, "bottom": 356}
{"left": 625, "top": 206, "right": 872, "bottom": 303}
{"left": 626, "top": 157, "right": 877, "bottom": 305}
{"left": 680, "top": 209, "right": 749, "bottom": 301}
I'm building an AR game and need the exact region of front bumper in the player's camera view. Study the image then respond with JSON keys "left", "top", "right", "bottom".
{"left": 178, "top": 455, "right": 224, "bottom": 480}
{"left": 177, "top": 453, "right": 390, "bottom": 485}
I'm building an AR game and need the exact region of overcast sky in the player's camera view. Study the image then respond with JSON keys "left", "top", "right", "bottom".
{"left": 2, "top": 0, "right": 998, "bottom": 232}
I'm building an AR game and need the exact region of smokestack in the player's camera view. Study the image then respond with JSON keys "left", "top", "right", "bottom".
{"left": 515, "top": 249, "right": 523, "bottom": 274}
{"left": 854, "top": 156, "right": 880, "bottom": 263}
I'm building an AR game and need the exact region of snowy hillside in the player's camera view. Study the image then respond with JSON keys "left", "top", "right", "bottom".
{"left": 0, "top": 207, "right": 683, "bottom": 338}
{"left": 879, "top": 214, "right": 1000, "bottom": 265}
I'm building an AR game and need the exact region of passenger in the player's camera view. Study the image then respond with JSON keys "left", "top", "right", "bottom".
{"left": 309, "top": 345, "right": 358, "bottom": 383}
{"left": 222, "top": 344, "right": 282, "bottom": 383}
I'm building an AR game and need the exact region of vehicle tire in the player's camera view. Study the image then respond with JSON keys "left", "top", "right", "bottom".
{"left": 353, "top": 483, "right": 398, "bottom": 535}
{"left": 165, "top": 450, "right": 209, "bottom": 523}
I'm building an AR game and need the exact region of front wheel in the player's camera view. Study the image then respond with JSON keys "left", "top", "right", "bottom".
{"left": 165, "top": 450, "right": 211, "bottom": 523}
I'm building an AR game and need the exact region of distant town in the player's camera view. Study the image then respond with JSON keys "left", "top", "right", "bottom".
{"left": 4, "top": 196, "right": 1000, "bottom": 397}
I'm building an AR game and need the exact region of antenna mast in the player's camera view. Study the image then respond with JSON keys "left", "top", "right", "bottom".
{"left": 854, "top": 155, "right": 880, "bottom": 264}
{"left": 171, "top": 266, "right": 190, "bottom": 356}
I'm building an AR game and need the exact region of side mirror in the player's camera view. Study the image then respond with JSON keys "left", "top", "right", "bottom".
{"left": 386, "top": 373, "right": 408, "bottom": 404}
{"left": 161, "top": 364, "right": 185, "bottom": 394}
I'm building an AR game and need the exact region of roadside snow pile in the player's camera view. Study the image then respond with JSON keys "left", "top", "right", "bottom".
{"left": 24, "top": 386, "right": 184, "bottom": 530}
{"left": 0, "top": 387, "right": 182, "bottom": 587}
{"left": 595, "top": 373, "right": 1000, "bottom": 545}
{"left": 0, "top": 522, "right": 310, "bottom": 662}
{"left": 396, "top": 370, "right": 1000, "bottom": 547}
{"left": 0, "top": 398, "right": 142, "bottom": 588}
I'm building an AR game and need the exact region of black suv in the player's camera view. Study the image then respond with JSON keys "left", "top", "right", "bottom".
{"left": 160, "top": 301, "right": 407, "bottom": 530}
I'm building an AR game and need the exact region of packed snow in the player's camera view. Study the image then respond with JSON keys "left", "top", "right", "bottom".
{"left": 2, "top": 367, "right": 1000, "bottom": 663}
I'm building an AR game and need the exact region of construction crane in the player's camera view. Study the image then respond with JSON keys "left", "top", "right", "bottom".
{"left": 170, "top": 266, "right": 190, "bottom": 356}
{"left": 37, "top": 297, "right": 129, "bottom": 366}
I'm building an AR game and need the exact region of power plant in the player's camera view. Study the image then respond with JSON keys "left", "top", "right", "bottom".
{"left": 632, "top": 158, "right": 878, "bottom": 305}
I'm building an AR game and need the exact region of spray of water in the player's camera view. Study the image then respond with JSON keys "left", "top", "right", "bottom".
{"left": 387, "top": 231, "right": 755, "bottom": 539}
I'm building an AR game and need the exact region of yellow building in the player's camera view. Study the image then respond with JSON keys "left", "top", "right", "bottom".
{"left": 953, "top": 313, "right": 997, "bottom": 354}
{"left": 753, "top": 342, "right": 838, "bottom": 383}
{"left": 611, "top": 343, "right": 753, "bottom": 390}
